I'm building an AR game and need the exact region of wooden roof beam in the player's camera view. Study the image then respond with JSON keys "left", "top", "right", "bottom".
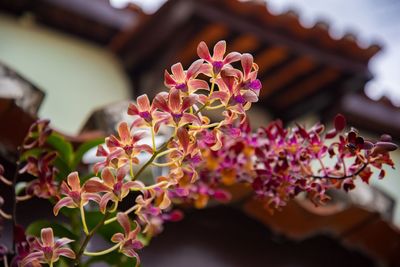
{"left": 273, "top": 68, "right": 341, "bottom": 109}
{"left": 177, "top": 23, "right": 229, "bottom": 67}
{"left": 260, "top": 56, "right": 316, "bottom": 98}
{"left": 193, "top": 1, "right": 371, "bottom": 77}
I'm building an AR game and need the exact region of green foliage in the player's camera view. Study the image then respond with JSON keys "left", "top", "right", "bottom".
{"left": 71, "top": 138, "right": 104, "bottom": 170}
{"left": 26, "top": 220, "right": 78, "bottom": 240}
{"left": 45, "top": 134, "right": 103, "bottom": 181}
{"left": 46, "top": 133, "right": 74, "bottom": 166}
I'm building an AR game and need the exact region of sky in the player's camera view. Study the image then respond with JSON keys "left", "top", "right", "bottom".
{"left": 109, "top": 0, "right": 400, "bottom": 106}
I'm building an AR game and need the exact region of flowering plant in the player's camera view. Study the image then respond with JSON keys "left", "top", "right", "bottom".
{"left": 0, "top": 41, "right": 397, "bottom": 266}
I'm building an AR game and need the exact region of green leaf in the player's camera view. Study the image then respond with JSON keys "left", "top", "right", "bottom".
{"left": 71, "top": 138, "right": 104, "bottom": 170}
{"left": 53, "top": 157, "right": 71, "bottom": 182}
{"left": 26, "top": 220, "right": 78, "bottom": 240}
{"left": 19, "top": 148, "right": 42, "bottom": 161}
{"left": 46, "top": 133, "right": 74, "bottom": 166}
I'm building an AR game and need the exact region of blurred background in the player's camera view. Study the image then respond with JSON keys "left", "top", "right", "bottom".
{"left": 0, "top": 0, "right": 400, "bottom": 266}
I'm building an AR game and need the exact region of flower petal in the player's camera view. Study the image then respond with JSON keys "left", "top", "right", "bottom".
{"left": 99, "top": 192, "right": 114, "bottom": 213}
{"left": 54, "top": 237, "right": 74, "bottom": 249}
{"left": 101, "top": 168, "right": 116, "bottom": 187}
{"left": 127, "top": 102, "right": 139, "bottom": 116}
{"left": 168, "top": 89, "right": 181, "bottom": 113}
{"left": 213, "top": 40, "right": 226, "bottom": 61}
{"left": 21, "top": 251, "right": 44, "bottom": 267}
{"left": 171, "top": 63, "right": 186, "bottom": 82}
{"left": 181, "top": 113, "right": 201, "bottom": 126}
{"left": 137, "top": 94, "right": 151, "bottom": 112}
{"left": 198, "top": 63, "right": 213, "bottom": 77}
{"left": 241, "top": 53, "right": 253, "bottom": 78}
{"left": 84, "top": 178, "right": 111, "bottom": 193}
{"left": 53, "top": 197, "right": 75, "bottom": 216}
{"left": 164, "top": 70, "right": 176, "bottom": 87}
{"left": 242, "top": 90, "right": 259, "bottom": 103}
{"left": 118, "top": 122, "right": 131, "bottom": 144}
{"left": 117, "top": 212, "right": 131, "bottom": 234}
{"left": 224, "top": 52, "right": 241, "bottom": 64}
{"left": 153, "top": 92, "right": 170, "bottom": 112}
{"left": 186, "top": 59, "right": 203, "bottom": 79}
{"left": 41, "top": 227, "right": 54, "bottom": 247}
{"left": 197, "top": 41, "right": 212, "bottom": 61}
{"left": 158, "top": 192, "right": 171, "bottom": 210}
{"left": 67, "top": 172, "right": 80, "bottom": 192}
{"left": 181, "top": 94, "right": 199, "bottom": 112}
{"left": 81, "top": 192, "right": 101, "bottom": 205}
{"left": 177, "top": 128, "right": 190, "bottom": 154}
{"left": 188, "top": 79, "right": 209, "bottom": 92}
{"left": 55, "top": 247, "right": 75, "bottom": 259}
{"left": 111, "top": 232, "right": 125, "bottom": 243}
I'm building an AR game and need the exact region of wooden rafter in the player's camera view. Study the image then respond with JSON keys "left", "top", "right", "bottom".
{"left": 261, "top": 56, "right": 316, "bottom": 97}
{"left": 273, "top": 68, "right": 340, "bottom": 108}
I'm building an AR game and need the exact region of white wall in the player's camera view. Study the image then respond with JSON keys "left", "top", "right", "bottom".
{"left": 0, "top": 14, "right": 131, "bottom": 134}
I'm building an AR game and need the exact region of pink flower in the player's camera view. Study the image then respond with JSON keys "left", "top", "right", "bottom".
{"left": 84, "top": 167, "right": 140, "bottom": 213}
{"left": 22, "top": 119, "right": 52, "bottom": 150}
{"left": 153, "top": 89, "right": 200, "bottom": 127}
{"left": 20, "top": 152, "right": 59, "bottom": 199}
{"left": 111, "top": 213, "right": 143, "bottom": 266}
{"left": 197, "top": 40, "right": 241, "bottom": 76}
{"left": 21, "top": 228, "right": 75, "bottom": 267}
{"left": 106, "top": 122, "right": 153, "bottom": 156}
{"left": 240, "top": 53, "right": 262, "bottom": 94}
{"left": 53, "top": 172, "right": 101, "bottom": 215}
{"left": 94, "top": 122, "right": 153, "bottom": 173}
{"left": 164, "top": 59, "right": 209, "bottom": 94}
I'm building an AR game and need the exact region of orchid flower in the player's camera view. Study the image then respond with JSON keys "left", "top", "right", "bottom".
{"left": 106, "top": 122, "right": 153, "bottom": 162}
{"left": 84, "top": 167, "right": 139, "bottom": 213}
{"left": 153, "top": 89, "right": 200, "bottom": 128}
{"left": 21, "top": 228, "right": 75, "bottom": 267}
{"left": 53, "top": 172, "right": 101, "bottom": 216}
{"left": 197, "top": 40, "right": 241, "bottom": 76}
{"left": 240, "top": 53, "right": 262, "bottom": 95}
{"left": 111, "top": 213, "right": 143, "bottom": 266}
{"left": 164, "top": 59, "right": 209, "bottom": 94}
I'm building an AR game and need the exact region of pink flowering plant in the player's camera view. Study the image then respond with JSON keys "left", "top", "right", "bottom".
{"left": 0, "top": 40, "right": 397, "bottom": 266}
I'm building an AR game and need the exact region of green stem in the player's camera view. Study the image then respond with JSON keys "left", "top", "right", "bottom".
{"left": 74, "top": 212, "right": 110, "bottom": 266}
{"left": 134, "top": 137, "right": 173, "bottom": 180}
{"left": 84, "top": 243, "right": 120, "bottom": 256}
{"left": 80, "top": 204, "right": 89, "bottom": 235}
{"left": 130, "top": 160, "right": 134, "bottom": 179}
{"left": 189, "top": 122, "right": 220, "bottom": 129}
{"left": 104, "top": 205, "right": 136, "bottom": 225}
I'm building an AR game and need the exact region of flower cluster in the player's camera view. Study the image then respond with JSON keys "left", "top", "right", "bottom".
{"left": 19, "top": 120, "right": 59, "bottom": 199}
{"left": 194, "top": 114, "right": 397, "bottom": 211}
{"left": 0, "top": 40, "right": 396, "bottom": 267}
{"left": 47, "top": 40, "right": 263, "bottom": 265}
